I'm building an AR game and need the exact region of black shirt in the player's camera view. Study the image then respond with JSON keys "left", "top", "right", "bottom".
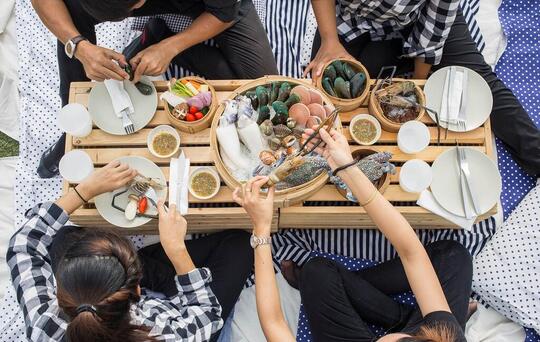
{"left": 133, "top": 0, "right": 248, "bottom": 23}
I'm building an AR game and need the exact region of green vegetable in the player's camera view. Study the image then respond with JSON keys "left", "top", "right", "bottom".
{"left": 202, "top": 107, "right": 209, "bottom": 115}
{"left": 171, "top": 80, "right": 194, "bottom": 97}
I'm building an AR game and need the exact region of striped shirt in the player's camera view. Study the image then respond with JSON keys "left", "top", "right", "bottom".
{"left": 7, "top": 202, "right": 223, "bottom": 341}
{"left": 336, "top": 0, "right": 461, "bottom": 64}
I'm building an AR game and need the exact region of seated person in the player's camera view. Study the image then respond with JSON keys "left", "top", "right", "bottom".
{"left": 31, "top": 0, "right": 278, "bottom": 106}
{"left": 304, "top": 0, "right": 540, "bottom": 177}
{"left": 236, "top": 128, "right": 472, "bottom": 342}
{"left": 7, "top": 160, "right": 253, "bottom": 342}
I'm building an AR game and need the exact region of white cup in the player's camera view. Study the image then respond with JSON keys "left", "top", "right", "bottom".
{"left": 397, "top": 121, "right": 430, "bottom": 154}
{"left": 57, "top": 103, "right": 93, "bottom": 137}
{"left": 59, "top": 150, "right": 94, "bottom": 183}
{"left": 399, "top": 159, "right": 433, "bottom": 193}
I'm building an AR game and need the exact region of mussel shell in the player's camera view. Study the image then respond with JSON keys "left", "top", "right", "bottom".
{"left": 286, "top": 117, "right": 297, "bottom": 129}
{"left": 135, "top": 82, "right": 153, "bottom": 95}
{"left": 270, "top": 82, "right": 280, "bottom": 103}
{"left": 331, "top": 60, "right": 347, "bottom": 79}
{"left": 334, "top": 77, "right": 352, "bottom": 99}
{"left": 269, "top": 137, "right": 282, "bottom": 151}
{"left": 272, "top": 101, "right": 288, "bottom": 115}
{"left": 273, "top": 124, "right": 293, "bottom": 138}
{"left": 323, "top": 65, "right": 337, "bottom": 83}
{"left": 342, "top": 62, "right": 356, "bottom": 81}
{"left": 322, "top": 77, "right": 337, "bottom": 97}
{"left": 284, "top": 93, "right": 301, "bottom": 108}
{"left": 282, "top": 135, "right": 297, "bottom": 148}
{"left": 256, "top": 86, "right": 269, "bottom": 108}
{"left": 259, "top": 119, "right": 274, "bottom": 136}
{"left": 277, "top": 82, "right": 292, "bottom": 102}
{"left": 245, "top": 90, "right": 259, "bottom": 109}
{"left": 257, "top": 105, "right": 271, "bottom": 125}
{"left": 350, "top": 72, "right": 366, "bottom": 98}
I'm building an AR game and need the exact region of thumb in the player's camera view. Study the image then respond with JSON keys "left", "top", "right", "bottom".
{"left": 157, "top": 200, "right": 167, "bottom": 217}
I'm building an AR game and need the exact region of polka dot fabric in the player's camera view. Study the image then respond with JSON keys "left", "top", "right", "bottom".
{"left": 472, "top": 181, "right": 540, "bottom": 338}
{"left": 296, "top": 252, "right": 416, "bottom": 342}
{"left": 494, "top": 0, "right": 539, "bottom": 219}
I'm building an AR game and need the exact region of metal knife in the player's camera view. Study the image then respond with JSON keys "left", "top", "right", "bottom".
{"left": 456, "top": 147, "right": 473, "bottom": 219}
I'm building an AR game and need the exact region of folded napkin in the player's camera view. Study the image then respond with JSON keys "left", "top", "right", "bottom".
{"left": 439, "top": 67, "right": 465, "bottom": 124}
{"left": 104, "top": 79, "right": 134, "bottom": 118}
{"left": 169, "top": 153, "right": 190, "bottom": 215}
{"left": 0, "top": 0, "right": 14, "bottom": 34}
{"left": 417, "top": 189, "right": 476, "bottom": 230}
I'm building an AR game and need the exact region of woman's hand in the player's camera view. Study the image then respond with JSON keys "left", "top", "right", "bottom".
{"left": 302, "top": 128, "right": 354, "bottom": 170}
{"left": 303, "top": 40, "right": 354, "bottom": 83}
{"left": 77, "top": 160, "right": 137, "bottom": 199}
{"left": 232, "top": 176, "right": 276, "bottom": 236}
{"left": 130, "top": 41, "right": 176, "bottom": 83}
{"left": 158, "top": 202, "right": 188, "bottom": 253}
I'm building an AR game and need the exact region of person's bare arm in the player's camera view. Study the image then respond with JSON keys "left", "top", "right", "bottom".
{"left": 303, "top": 0, "right": 354, "bottom": 81}
{"left": 31, "top": 0, "right": 128, "bottom": 81}
{"left": 304, "top": 128, "right": 451, "bottom": 317}
{"left": 414, "top": 57, "right": 432, "bottom": 79}
{"left": 131, "top": 12, "right": 233, "bottom": 82}
{"left": 232, "top": 177, "right": 295, "bottom": 342}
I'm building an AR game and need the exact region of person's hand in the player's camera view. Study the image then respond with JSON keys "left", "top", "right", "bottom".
{"left": 158, "top": 202, "right": 188, "bottom": 254}
{"left": 75, "top": 41, "right": 129, "bottom": 81}
{"left": 302, "top": 128, "right": 353, "bottom": 170}
{"left": 303, "top": 39, "right": 354, "bottom": 83}
{"left": 77, "top": 160, "right": 137, "bottom": 199}
{"left": 232, "top": 176, "right": 276, "bottom": 236}
{"left": 130, "top": 42, "right": 176, "bottom": 83}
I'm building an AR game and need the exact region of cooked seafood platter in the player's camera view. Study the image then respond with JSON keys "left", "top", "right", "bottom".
{"left": 210, "top": 76, "right": 343, "bottom": 203}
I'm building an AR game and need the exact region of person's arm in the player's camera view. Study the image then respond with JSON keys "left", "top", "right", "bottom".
{"left": 304, "top": 128, "right": 451, "bottom": 317}
{"left": 303, "top": 0, "right": 354, "bottom": 81}
{"left": 30, "top": 0, "right": 128, "bottom": 81}
{"left": 131, "top": 11, "right": 234, "bottom": 82}
{"left": 6, "top": 161, "right": 136, "bottom": 340}
{"left": 232, "top": 177, "right": 295, "bottom": 342}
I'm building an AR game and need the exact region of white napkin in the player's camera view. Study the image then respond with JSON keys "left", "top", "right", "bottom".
{"left": 169, "top": 153, "right": 190, "bottom": 215}
{"left": 417, "top": 190, "right": 476, "bottom": 230}
{"left": 104, "top": 79, "right": 134, "bottom": 118}
{"left": 439, "top": 67, "right": 464, "bottom": 124}
{"left": 0, "top": 0, "right": 14, "bottom": 34}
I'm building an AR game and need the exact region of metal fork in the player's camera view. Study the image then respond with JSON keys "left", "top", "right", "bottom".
{"left": 458, "top": 147, "right": 481, "bottom": 216}
{"left": 121, "top": 108, "right": 135, "bottom": 134}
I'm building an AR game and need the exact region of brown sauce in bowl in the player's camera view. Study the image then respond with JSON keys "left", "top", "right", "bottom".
{"left": 152, "top": 132, "right": 177, "bottom": 156}
{"left": 352, "top": 119, "right": 378, "bottom": 143}
{"left": 191, "top": 172, "right": 218, "bottom": 198}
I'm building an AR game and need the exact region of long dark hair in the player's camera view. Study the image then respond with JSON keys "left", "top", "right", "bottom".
{"left": 55, "top": 228, "right": 154, "bottom": 342}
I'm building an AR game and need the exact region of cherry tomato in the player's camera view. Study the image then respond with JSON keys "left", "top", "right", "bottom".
{"left": 194, "top": 112, "right": 204, "bottom": 120}
{"left": 185, "top": 113, "right": 196, "bottom": 122}
{"left": 189, "top": 106, "right": 198, "bottom": 114}
{"left": 138, "top": 197, "right": 148, "bottom": 214}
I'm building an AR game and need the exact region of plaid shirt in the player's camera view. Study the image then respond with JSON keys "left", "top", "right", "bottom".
{"left": 6, "top": 202, "right": 223, "bottom": 342}
{"left": 336, "top": 0, "right": 460, "bottom": 65}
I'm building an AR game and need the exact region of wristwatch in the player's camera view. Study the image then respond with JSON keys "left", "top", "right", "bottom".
{"left": 65, "top": 35, "right": 88, "bottom": 59}
{"left": 250, "top": 234, "right": 272, "bottom": 249}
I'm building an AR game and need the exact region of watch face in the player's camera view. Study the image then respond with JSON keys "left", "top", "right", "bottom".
{"left": 250, "top": 235, "right": 259, "bottom": 248}
{"left": 65, "top": 41, "right": 75, "bottom": 58}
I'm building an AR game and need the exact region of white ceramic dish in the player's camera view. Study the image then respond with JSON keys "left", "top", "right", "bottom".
{"left": 430, "top": 147, "right": 501, "bottom": 217}
{"left": 399, "top": 159, "right": 432, "bottom": 193}
{"left": 424, "top": 66, "right": 492, "bottom": 132}
{"left": 349, "top": 114, "right": 382, "bottom": 145}
{"left": 188, "top": 166, "right": 221, "bottom": 200}
{"left": 59, "top": 150, "right": 94, "bottom": 183}
{"left": 147, "top": 125, "right": 181, "bottom": 159}
{"left": 95, "top": 156, "right": 167, "bottom": 228}
{"left": 397, "top": 121, "right": 430, "bottom": 154}
{"left": 57, "top": 103, "right": 93, "bottom": 137}
{"left": 88, "top": 77, "right": 158, "bottom": 135}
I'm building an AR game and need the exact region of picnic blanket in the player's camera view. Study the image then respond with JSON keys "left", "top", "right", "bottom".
{"left": 494, "top": 0, "right": 540, "bottom": 219}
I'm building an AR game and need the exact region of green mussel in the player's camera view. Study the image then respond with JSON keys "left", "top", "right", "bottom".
{"left": 256, "top": 86, "right": 269, "bottom": 108}
{"left": 284, "top": 93, "right": 301, "bottom": 108}
{"left": 342, "top": 63, "right": 356, "bottom": 81}
{"left": 257, "top": 105, "right": 271, "bottom": 125}
{"left": 331, "top": 60, "right": 347, "bottom": 79}
{"left": 323, "top": 65, "right": 337, "bottom": 82}
{"left": 277, "top": 82, "right": 291, "bottom": 102}
{"left": 350, "top": 72, "right": 366, "bottom": 98}
{"left": 334, "top": 77, "right": 352, "bottom": 99}
{"left": 322, "top": 77, "right": 337, "bottom": 97}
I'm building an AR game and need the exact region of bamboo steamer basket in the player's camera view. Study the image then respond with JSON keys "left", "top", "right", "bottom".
{"left": 210, "top": 76, "right": 343, "bottom": 208}
{"left": 336, "top": 148, "right": 391, "bottom": 200}
{"left": 369, "top": 78, "right": 426, "bottom": 133}
{"left": 315, "top": 59, "right": 371, "bottom": 111}
{"left": 165, "top": 77, "right": 218, "bottom": 134}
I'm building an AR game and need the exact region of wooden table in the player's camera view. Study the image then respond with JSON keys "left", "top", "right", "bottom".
{"left": 64, "top": 79, "right": 497, "bottom": 233}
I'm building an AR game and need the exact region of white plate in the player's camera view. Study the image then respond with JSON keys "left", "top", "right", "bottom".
{"left": 88, "top": 77, "right": 158, "bottom": 135}
{"left": 95, "top": 156, "right": 167, "bottom": 228}
{"left": 424, "top": 66, "right": 492, "bottom": 132}
{"left": 431, "top": 147, "right": 501, "bottom": 217}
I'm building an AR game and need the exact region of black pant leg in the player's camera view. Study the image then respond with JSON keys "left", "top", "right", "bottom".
{"left": 300, "top": 257, "right": 376, "bottom": 342}
{"left": 435, "top": 11, "right": 540, "bottom": 176}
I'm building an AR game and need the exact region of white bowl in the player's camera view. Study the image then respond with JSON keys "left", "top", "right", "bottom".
{"left": 188, "top": 167, "right": 221, "bottom": 200}
{"left": 399, "top": 159, "right": 432, "bottom": 193}
{"left": 397, "top": 121, "right": 430, "bottom": 154}
{"left": 59, "top": 150, "right": 94, "bottom": 183}
{"left": 147, "top": 125, "right": 181, "bottom": 159}
{"left": 349, "top": 114, "right": 382, "bottom": 145}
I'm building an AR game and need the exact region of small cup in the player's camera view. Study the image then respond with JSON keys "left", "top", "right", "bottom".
{"left": 349, "top": 114, "right": 382, "bottom": 146}
{"left": 57, "top": 103, "right": 93, "bottom": 137}
{"left": 399, "top": 159, "right": 433, "bottom": 193}
{"left": 188, "top": 167, "right": 220, "bottom": 200}
{"left": 147, "top": 125, "right": 181, "bottom": 159}
{"left": 59, "top": 150, "right": 94, "bottom": 183}
{"left": 397, "top": 121, "right": 430, "bottom": 154}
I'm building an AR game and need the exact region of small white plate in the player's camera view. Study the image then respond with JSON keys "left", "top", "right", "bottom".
{"left": 95, "top": 156, "right": 167, "bottom": 228}
{"left": 88, "top": 77, "right": 158, "bottom": 135}
{"left": 431, "top": 147, "right": 501, "bottom": 217}
{"left": 349, "top": 114, "right": 381, "bottom": 145}
{"left": 424, "top": 66, "right": 492, "bottom": 132}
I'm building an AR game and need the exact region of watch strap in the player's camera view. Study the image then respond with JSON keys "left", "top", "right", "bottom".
{"left": 66, "top": 35, "right": 87, "bottom": 58}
